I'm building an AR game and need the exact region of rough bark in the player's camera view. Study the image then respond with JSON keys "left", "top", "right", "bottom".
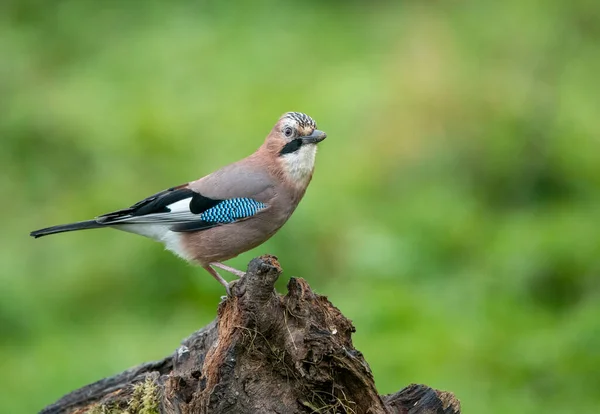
{"left": 41, "top": 255, "right": 461, "bottom": 414}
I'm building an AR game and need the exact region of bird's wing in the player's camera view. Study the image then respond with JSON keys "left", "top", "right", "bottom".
{"left": 98, "top": 164, "right": 274, "bottom": 232}
{"left": 188, "top": 159, "right": 275, "bottom": 200}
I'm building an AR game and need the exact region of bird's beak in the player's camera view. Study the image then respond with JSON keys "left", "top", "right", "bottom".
{"left": 301, "top": 129, "right": 327, "bottom": 144}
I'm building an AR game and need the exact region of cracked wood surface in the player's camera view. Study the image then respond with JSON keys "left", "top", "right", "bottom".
{"left": 41, "top": 255, "right": 461, "bottom": 414}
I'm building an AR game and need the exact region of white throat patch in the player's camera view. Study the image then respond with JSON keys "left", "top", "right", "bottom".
{"left": 280, "top": 144, "right": 317, "bottom": 186}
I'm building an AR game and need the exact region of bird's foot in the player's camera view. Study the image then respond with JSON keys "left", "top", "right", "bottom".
{"left": 227, "top": 279, "right": 239, "bottom": 294}
{"left": 219, "top": 280, "right": 238, "bottom": 302}
{"left": 211, "top": 262, "right": 246, "bottom": 278}
{"left": 204, "top": 265, "right": 231, "bottom": 294}
{"left": 204, "top": 264, "right": 244, "bottom": 297}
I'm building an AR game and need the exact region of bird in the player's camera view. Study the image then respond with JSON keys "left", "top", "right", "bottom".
{"left": 30, "top": 112, "right": 327, "bottom": 293}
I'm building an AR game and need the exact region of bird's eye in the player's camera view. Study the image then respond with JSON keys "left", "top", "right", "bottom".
{"left": 284, "top": 127, "right": 294, "bottom": 137}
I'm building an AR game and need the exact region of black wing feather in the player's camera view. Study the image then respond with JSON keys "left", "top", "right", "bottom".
{"left": 131, "top": 188, "right": 194, "bottom": 216}
{"left": 170, "top": 221, "right": 221, "bottom": 232}
{"left": 30, "top": 184, "right": 263, "bottom": 238}
{"left": 98, "top": 185, "right": 222, "bottom": 223}
{"left": 189, "top": 193, "right": 222, "bottom": 214}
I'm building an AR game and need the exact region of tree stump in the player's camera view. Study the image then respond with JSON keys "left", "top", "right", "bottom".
{"left": 41, "top": 255, "right": 461, "bottom": 414}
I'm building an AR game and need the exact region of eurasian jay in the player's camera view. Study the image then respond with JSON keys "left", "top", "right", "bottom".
{"left": 31, "top": 112, "right": 326, "bottom": 292}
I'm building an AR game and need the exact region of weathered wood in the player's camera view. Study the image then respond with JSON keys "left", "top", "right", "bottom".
{"left": 41, "top": 255, "right": 461, "bottom": 414}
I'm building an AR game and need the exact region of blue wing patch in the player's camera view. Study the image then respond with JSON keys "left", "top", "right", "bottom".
{"left": 170, "top": 197, "right": 267, "bottom": 233}
{"left": 201, "top": 198, "right": 267, "bottom": 223}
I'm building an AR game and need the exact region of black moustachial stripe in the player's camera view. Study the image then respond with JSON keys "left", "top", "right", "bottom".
{"left": 279, "top": 138, "right": 303, "bottom": 156}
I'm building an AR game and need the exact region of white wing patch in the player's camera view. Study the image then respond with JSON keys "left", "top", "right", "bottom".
{"left": 99, "top": 197, "right": 196, "bottom": 224}
{"left": 166, "top": 197, "right": 193, "bottom": 213}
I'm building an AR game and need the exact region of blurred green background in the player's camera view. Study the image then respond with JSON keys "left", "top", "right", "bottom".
{"left": 2, "top": 0, "right": 600, "bottom": 412}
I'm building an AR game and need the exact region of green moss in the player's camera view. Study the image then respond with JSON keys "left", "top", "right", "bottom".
{"left": 127, "top": 377, "right": 160, "bottom": 414}
{"left": 85, "top": 404, "right": 122, "bottom": 414}
{"left": 84, "top": 377, "right": 159, "bottom": 414}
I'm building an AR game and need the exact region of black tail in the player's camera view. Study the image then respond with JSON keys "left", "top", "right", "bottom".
{"left": 30, "top": 220, "right": 104, "bottom": 238}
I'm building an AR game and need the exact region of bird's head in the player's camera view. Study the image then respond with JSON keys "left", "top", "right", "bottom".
{"left": 265, "top": 112, "right": 327, "bottom": 185}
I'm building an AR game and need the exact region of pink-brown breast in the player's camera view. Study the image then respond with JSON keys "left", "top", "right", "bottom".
{"left": 179, "top": 185, "right": 302, "bottom": 265}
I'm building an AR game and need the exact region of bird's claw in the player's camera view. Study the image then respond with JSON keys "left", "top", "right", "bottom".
{"left": 226, "top": 279, "right": 239, "bottom": 296}
{"left": 218, "top": 280, "right": 237, "bottom": 304}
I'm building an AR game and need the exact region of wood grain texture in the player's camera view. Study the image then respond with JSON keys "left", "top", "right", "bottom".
{"left": 41, "top": 255, "right": 461, "bottom": 414}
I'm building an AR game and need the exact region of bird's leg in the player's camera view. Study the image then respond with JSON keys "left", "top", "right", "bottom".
{"left": 203, "top": 265, "right": 231, "bottom": 296}
{"left": 210, "top": 262, "right": 246, "bottom": 278}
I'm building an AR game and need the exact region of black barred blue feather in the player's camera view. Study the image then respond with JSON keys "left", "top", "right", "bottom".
{"left": 170, "top": 197, "right": 267, "bottom": 233}
{"left": 201, "top": 198, "right": 267, "bottom": 223}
